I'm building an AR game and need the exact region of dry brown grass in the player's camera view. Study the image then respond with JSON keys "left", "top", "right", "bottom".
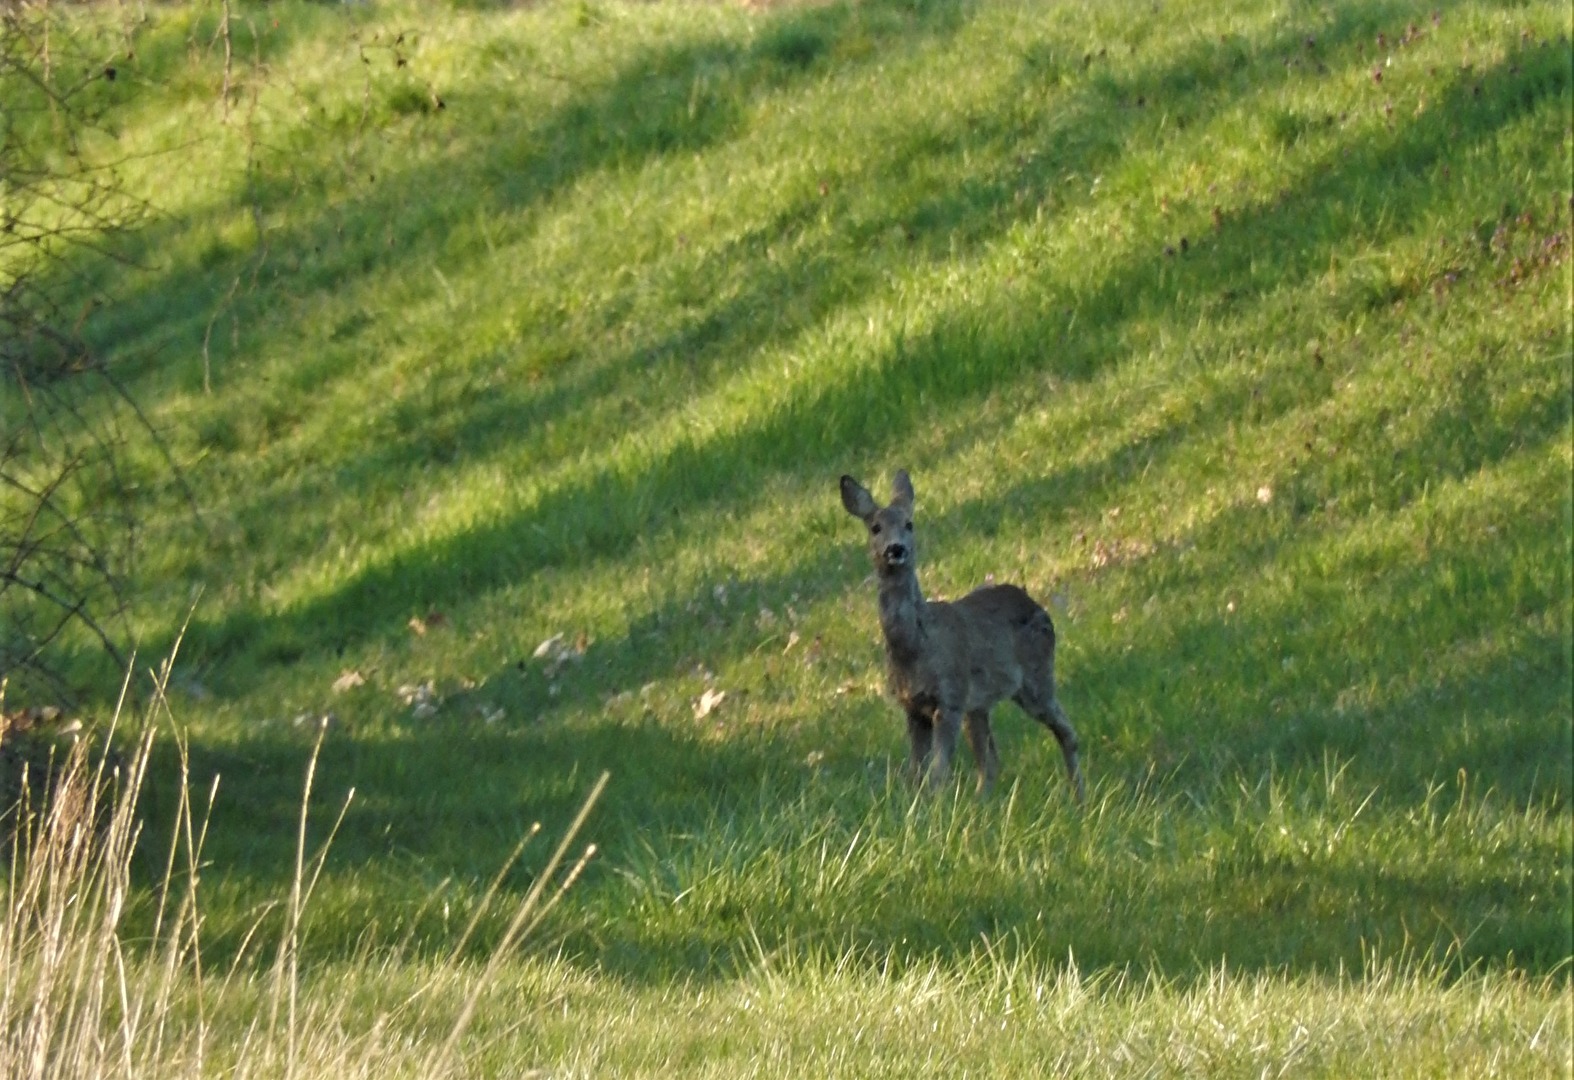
{"left": 2, "top": 657, "right": 604, "bottom": 1079}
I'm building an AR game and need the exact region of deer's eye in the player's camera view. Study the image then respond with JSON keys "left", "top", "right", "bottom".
{"left": 870, "top": 523, "right": 882, "bottom": 536}
{"left": 904, "top": 521, "right": 913, "bottom": 532}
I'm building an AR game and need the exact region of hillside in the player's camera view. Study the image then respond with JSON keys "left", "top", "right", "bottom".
{"left": 4, "top": 0, "right": 1572, "bottom": 1074}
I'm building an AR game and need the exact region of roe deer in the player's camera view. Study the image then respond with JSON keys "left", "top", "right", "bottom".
{"left": 839, "top": 470, "right": 1084, "bottom": 801}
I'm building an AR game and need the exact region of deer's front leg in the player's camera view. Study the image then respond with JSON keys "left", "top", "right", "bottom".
{"left": 964, "top": 709, "right": 999, "bottom": 795}
{"left": 928, "top": 708, "right": 963, "bottom": 790}
{"left": 905, "top": 710, "right": 934, "bottom": 783}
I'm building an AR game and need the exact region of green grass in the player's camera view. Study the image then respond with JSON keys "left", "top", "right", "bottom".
{"left": 4, "top": 0, "right": 1571, "bottom": 1072}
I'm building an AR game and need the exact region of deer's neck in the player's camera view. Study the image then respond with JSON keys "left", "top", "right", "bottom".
{"left": 877, "top": 568, "right": 927, "bottom": 664}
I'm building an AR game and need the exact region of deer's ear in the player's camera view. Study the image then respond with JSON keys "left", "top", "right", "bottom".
{"left": 891, "top": 470, "right": 915, "bottom": 511}
{"left": 840, "top": 475, "right": 878, "bottom": 521}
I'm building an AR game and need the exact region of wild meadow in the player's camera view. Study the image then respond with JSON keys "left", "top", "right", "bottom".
{"left": 2, "top": 0, "right": 1570, "bottom": 1074}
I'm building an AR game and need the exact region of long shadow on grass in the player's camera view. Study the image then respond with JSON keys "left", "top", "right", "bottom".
{"left": 137, "top": 20, "right": 1572, "bottom": 916}
{"left": 238, "top": 0, "right": 1455, "bottom": 495}
{"left": 1068, "top": 458, "right": 1572, "bottom": 786}
{"left": 83, "top": 0, "right": 974, "bottom": 380}
{"left": 129, "top": 30, "right": 1565, "bottom": 729}
{"left": 165, "top": 37, "right": 1571, "bottom": 684}
{"left": 157, "top": 405, "right": 1571, "bottom": 977}
{"left": 342, "top": 0, "right": 1567, "bottom": 494}
{"left": 552, "top": 478, "right": 1571, "bottom": 981}
{"left": 151, "top": 688, "right": 821, "bottom": 967}
{"left": 81, "top": 0, "right": 1433, "bottom": 518}
{"left": 108, "top": 7, "right": 1571, "bottom": 980}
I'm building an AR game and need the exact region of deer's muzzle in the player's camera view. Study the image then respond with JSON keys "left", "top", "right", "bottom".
{"left": 880, "top": 542, "right": 910, "bottom": 569}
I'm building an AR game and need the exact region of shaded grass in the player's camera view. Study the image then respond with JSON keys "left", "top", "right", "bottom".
{"left": 3, "top": 696, "right": 1567, "bottom": 1076}
{"left": 1, "top": 681, "right": 607, "bottom": 1080}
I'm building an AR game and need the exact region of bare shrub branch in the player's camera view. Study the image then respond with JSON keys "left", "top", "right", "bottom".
{"left": 1, "top": 3, "right": 168, "bottom": 703}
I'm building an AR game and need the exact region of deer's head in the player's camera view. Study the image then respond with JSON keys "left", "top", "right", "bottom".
{"left": 840, "top": 471, "right": 917, "bottom": 577}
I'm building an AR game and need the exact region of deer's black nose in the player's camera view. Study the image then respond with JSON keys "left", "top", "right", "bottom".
{"left": 883, "top": 543, "right": 908, "bottom": 565}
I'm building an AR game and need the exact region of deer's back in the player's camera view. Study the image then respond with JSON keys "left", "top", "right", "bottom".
{"left": 897, "top": 585, "right": 1053, "bottom": 713}
{"left": 951, "top": 583, "right": 1055, "bottom": 659}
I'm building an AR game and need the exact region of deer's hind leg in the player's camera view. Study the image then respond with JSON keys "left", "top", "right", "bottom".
{"left": 905, "top": 710, "right": 935, "bottom": 784}
{"left": 1016, "top": 682, "right": 1085, "bottom": 804}
{"left": 964, "top": 709, "right": 1000, "bottom": 795}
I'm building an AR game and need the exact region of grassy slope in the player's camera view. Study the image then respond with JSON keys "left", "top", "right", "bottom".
{"left": 11, "top": 0, "right": 1573, "bottom": 1072}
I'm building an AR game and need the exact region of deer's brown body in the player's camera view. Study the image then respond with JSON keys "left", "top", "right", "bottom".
{"left": 841, "top": 470, "right": 1084, "bottom": 800}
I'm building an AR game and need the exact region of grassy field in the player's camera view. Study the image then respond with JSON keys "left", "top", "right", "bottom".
{"left": 4, "top": 0, "right": 1572, "bottom": 1074}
